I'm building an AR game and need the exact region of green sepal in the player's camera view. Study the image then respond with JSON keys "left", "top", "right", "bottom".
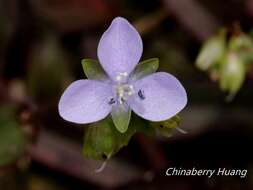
{"left": 81, "top": 59, "right": 108, "bottom": 81}
{"left": 150, "top": 115, "right": 181, "bottom": 137}
{"left": 111, "top": 104, "right": 131, "bottom": 133}
{"left": 130, "top": 58, "right": 159, "bottom": 81}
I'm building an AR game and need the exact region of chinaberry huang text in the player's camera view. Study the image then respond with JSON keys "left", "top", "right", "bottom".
{"left": 166, "top": 167, "right": 247, "bottom": 178}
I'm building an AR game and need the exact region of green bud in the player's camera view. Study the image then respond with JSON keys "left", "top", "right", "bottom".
{"left": 220, "top": 52, "right": 246, "bottom": 100}
{"left": 229, "top": 34, "right": 253, "bottom": 65}
{"left": 196, "top": 31, "right": 226, "bottom": 71}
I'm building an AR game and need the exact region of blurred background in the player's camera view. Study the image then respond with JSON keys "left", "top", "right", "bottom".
{"left": 0, "top": 0, "right": 253, "bottom": 189}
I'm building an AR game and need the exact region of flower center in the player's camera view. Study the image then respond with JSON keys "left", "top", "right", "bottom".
{"left": 109, "top": 72, "right": 134, "bottom": 104}
{"left": 115, "top": 83, "right": 134, "bottom": 104}
{"left": 108, "top": 72, "right": 145, "bottom": 105}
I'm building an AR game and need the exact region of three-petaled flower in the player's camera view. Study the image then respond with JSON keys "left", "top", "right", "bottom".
{"left": 59, "top": 17, "right": 187, "bottom": 133}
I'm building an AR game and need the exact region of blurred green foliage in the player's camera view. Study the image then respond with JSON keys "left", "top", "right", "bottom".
{"left": 195, "top": 28, "right": 253, "bottom": 100}
{"left": 0, "top": 104, "right": 27, "bottom": 166}
{"left": 220, "top": 52, "right": 246, "bottom": 100}
{"left": 196, "top": 30, "right": 226, "bottom": 71}
{"left": 27, "top": 35, "right": 72, "bottom": 104}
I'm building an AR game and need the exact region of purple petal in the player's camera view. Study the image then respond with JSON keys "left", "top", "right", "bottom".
{"left": 129, "top": 72, "right": 187, "bottom": 121}
{"left": 97, "top": 17, "right": 143, "bottom": 80}
{"left": 59, "top": 80, "right": 112, "bottom": 124}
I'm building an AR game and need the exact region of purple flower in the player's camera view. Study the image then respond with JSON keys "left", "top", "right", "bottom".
{"left": 59, "top": 17, "right": 187, "bottom": 133}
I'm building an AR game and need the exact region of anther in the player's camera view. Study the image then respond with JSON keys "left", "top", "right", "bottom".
{"left": 108, "top": 98, "right": 116, "bottom": 105}
{"left": 115, "top": 75, "right": 122, "bottom": 81}
{"left": 138, "top": 89, "right": 145, "bottom": 100}
{"left": 119, "top": 97, "right": 125, "bottom": 104}
{"left": 121, "top": 72, "right": 128, "bottom": 77}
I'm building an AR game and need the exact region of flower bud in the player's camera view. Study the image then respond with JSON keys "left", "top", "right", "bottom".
{"left": 229, "top": 34, "right": 253, "bottom": 65}
{"left": 196, "top": 31, "right": 226, "bottom": 71}
{"left": 220, "top": 52, "right": 245, "bottom": 100}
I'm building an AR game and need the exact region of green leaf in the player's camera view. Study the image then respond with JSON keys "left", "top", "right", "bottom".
{"left": 220, "top": 52, "right": 246, "bottom": 101}
{"left": 81, "top": 59, "right": 108, "bottom": 81}
{"left": 0, "top": 105, "right": 27, "bottom": 166}
{"left": 130, "top": 58, "right": 159, "bottom": 81}
{"left": 150, "top": 115, "right": 181, "bottom": 137}
{"left": 83, "top": 115, "right": 153, "bottom": 160}
{"left": 83, "top": 117, "right": 132, "bottom": 160}
{"left": 196, "top": 30, "right": 226, "bottom": 71}
{"left": 111, "top": 104, "right": 131, "bottom": 133}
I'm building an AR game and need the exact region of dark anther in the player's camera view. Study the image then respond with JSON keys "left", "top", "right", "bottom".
{"left": 109, "top": 98, "right": 116, "bottom": 105}
{"left": 138, "top": 89, "right": 145, "bottom": 100}
{"left": 120, "top": 97, "right": 125, "bottom": 103}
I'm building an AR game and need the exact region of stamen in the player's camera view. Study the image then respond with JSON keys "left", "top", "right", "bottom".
{"left": 115, "top": 72, "right": 129, "bottom": 82}
{"left": 119, "top": 97, "right": 125, "bottom": 104}
{"left": 115, "top": 75, "right": 122, "bottom": 81}
{"left": 108, "top": 98, "right": 116, "bottom": 105}
{"left": 138, "top": 89, "right": 145, "bottom": 100}
{"left": 114, "top": 75, "right": 135, "bottom": 104}
{"left": 121, "top": 72, "right": 128, "bottom": 77}
{"left": 129, "top": 85, "right": 134, "bottom": 90}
